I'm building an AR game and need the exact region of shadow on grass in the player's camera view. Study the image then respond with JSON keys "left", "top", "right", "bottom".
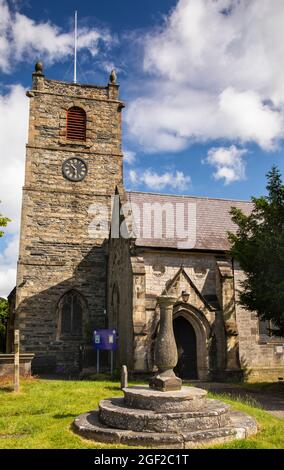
{"left": 210, "top": 391, "right": 263, "bottom": 409}
{"left": 35, "top": 372, "right": 122, "bottom": 382}
{"left": 53, "top": 413, "right": 78, "bottom": 419}
{"left": 104, "top": 385, "right": 121, "bottom": 392}
{"left": 0, "top": 385, "right": 14, "bottom": 393}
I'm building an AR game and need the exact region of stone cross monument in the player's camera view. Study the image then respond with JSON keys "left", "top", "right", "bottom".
{"left": 74, "top": 299, "right": 257, "bottom": 446}
{"left": 149, "top": 295, "right": 182, "bottom": 391}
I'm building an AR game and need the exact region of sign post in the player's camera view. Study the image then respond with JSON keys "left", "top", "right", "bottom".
{"left": 110, "top": 350, "right": 114, "bottom": 375}
{"left": 96, "top": 350, "right": 100, "bottom": 374}
{"left": 93, "top": 329, "right": 117, "bottom": 374}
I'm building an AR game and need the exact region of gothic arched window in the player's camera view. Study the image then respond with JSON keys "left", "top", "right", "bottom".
{"left": 66, "top": 106, "right": 86, "bottom": 141}
{"left": 58, "top": 290, "right": 85, "bottom": 337}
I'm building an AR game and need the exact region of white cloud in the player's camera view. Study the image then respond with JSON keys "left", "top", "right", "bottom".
{"left": 0, "top": 235, "right": 18, "bottom": 297}
{"left": 0, "top": 84, "right": 28, "bottom": 296}
{"left": 0, "top": 0, "right": 10, "bottom": 72}
{"left": 219, "top": 88, "right": 282, "bottom": 150}
{"left": 205, "top": 145, "right": 247, "bottom": 185}
{"left": 128, "top": 169, "right": 191, "bottom": 191}
{"left": 123, "top": 149, "right": 136, "bottom": 165}
{"left": 0, "top": 84, "right": 28, "bottom": 233}
{"left": 0, "top": 0, "right": 112, "bottom": 72}
{"left": 128, "top": 169, "right": 138, "bottom": 184}
{"left": 0, "top": 267, "right": 17, "bottom": 298}
{"left": 126, "top": 0, "right": 284, "bottom": 152}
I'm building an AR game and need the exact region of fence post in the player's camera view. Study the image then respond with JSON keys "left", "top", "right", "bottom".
{"left": 14, "top": 329, "right": 20, "bottom": 393}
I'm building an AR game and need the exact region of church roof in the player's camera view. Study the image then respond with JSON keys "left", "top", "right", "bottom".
{"left": 126, "top": 191, "right": 253, "bottom": 252}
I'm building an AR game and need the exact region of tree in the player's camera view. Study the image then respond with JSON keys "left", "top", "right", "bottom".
{"left": 0, "top": 202, "right": 10, "bottom": 237}
{"left": 0, "top": 297, "right": 9, "bottom": 352}
{"left": 229, "top": 166, "right": 284, "bottom": 336}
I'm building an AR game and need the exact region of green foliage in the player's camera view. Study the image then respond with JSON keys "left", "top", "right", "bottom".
{"left": 0, "top": 201, "right": 10, "bottom": 237}
{"left": 0, "top": 298, "right": 9, "bottom": 352}
{"left": 229, "top": 166, "right": 284, "bottom": 336}
{"left": 0, "top": 297, "right": 8, "bottom": 322}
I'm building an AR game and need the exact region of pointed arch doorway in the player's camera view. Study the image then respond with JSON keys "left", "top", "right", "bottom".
{"left": 173, "top": 316, "right": 198, "bottom": 380}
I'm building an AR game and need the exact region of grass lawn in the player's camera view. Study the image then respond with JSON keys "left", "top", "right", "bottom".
{"left": 0, "top": 377, "right": 283, "bottom": 449}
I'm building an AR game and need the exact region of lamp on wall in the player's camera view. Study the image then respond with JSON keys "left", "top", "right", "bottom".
{"left": 181, "top": 290, "right": 190, "bottom": 303}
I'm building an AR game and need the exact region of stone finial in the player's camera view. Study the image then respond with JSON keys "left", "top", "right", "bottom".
{"left": 181, "top": 290, "right": 190, "bottom": 303}
{"left": 34, "top": 61, "right": 44, "bottom": 75}
{"left": 109, "top": 69, "right": 117, "bottom": 84}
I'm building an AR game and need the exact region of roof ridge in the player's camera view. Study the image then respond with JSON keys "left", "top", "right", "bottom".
{"left": 126, "top": 190, "right": 251, "bottom": 204}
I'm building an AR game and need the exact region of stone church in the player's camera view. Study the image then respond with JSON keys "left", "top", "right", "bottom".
{"left": 7, "top": 64, "right": 284, "bottom": 382}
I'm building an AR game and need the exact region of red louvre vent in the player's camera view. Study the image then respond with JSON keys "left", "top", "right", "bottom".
{"left": 66, "top": 107, "right": 86, "bottom": 141}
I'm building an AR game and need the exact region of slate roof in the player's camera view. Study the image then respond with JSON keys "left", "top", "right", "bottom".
{"left": 125, "top": 191, "right": 253, "bottom": 252}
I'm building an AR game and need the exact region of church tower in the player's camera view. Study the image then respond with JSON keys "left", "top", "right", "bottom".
{"left": 15, "top": 63, "right": 124, "bottom": 372}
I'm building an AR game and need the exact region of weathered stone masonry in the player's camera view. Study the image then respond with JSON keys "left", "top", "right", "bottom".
{"left": 107, "top": 190, "right": 284, "bottom": 382}
{"left": 15, "top": 69, "right": 124, "bottom": 371}
{"left": 10, "top": 68, "right": 284, "bottom": 381}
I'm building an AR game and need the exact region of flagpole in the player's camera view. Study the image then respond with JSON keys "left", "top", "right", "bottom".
{"left": 74, "top": 10, "right": 77, "bottom": 84}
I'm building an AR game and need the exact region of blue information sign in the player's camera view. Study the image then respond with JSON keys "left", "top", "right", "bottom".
{"left": 93, "top": 329, "right": 117, "bottom": 351}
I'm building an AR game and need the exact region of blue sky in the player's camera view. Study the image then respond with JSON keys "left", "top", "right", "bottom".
{"left": 1, "top": 0, "right": 284, "bottom": 296}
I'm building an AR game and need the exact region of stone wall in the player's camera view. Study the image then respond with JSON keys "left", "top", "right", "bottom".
{"left": 6, "top": 288, "right": 16, "bottom": 353}
{"left": 234, "top": 263, "right": 284, "bottom": 382}
{"left": 216, "top": 258, "right": 241, "bottom": 379}
{"left": 134, "top": 250, "right": 226, "bottom": 378}
{"left": 0, "top": 354, "right": 35, "bottom": 377}
{"left": 15, "top": 72, "right": 124, "bottom": 371}
{"left": 107, "top": 235, "right": 134, "bottom": 370}
{"left": 107, "top": 239, "right": 284, "bottom": 382}
{"left": 143, "top": 251, "right": 217, "bottom": 298}
{"left": 142, "top": 251, "right": 284, "bottom": 382}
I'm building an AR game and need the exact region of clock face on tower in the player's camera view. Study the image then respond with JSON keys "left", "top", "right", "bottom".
{"left": 62, "top": 157, "right": 88, "bottom": 182}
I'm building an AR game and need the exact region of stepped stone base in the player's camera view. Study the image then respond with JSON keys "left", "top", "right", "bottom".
{"left": 73, "top": 410, "right": 257, "bottom": 448}
{"left": 99, "top": 398, "right": 230, "bottom": 432}
{"left": 123, "top": 386, "right": 207, "bottom": 412}
{"left": 73, "top": 386, "right": 257, "bottom": 448}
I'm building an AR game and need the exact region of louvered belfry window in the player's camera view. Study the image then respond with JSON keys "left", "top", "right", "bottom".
{"left": 66, "top": 106, "right": 86, "bottom": 141}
